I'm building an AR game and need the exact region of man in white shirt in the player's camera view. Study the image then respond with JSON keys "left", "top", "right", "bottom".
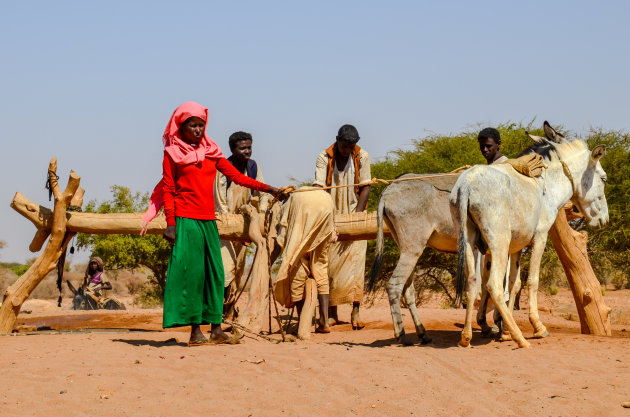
{"left": 313, "top": 124, "right": 371, "bottom": 329}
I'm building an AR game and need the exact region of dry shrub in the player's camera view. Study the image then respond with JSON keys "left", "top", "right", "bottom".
{"left": 135, "top": 283, "right": 163, "bottom": 308}
{"left": 1, "top": 266, "right": 77, "bottom": 300}
{"left": 30, "top": 271, "right": 79, "bottom": 300}
{"left": 610, "top": 271, "right": 628, "bottom": 290}
{"left": 0, "top": 267, "right": 17, "bottom": 298}
{"left": 101, "top": 268, "right": 158, "bottom": 308}
{"left": 105, "top": 269, "right": 147, "bottom": 296}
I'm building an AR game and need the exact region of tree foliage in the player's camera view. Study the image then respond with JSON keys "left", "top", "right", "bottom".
{"left": 365, "top": 121, "right": 630, "bottom": 303}
{"left": 77, "top": 186, "right": 171, "bottom": 299}
{"left": 583, "top": 128, "right": 630, "bottom": 288}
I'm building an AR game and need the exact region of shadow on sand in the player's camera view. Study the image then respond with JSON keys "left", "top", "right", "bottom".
{"left": 112, "top": 337, "right": 188, "bottom": 348}
{"left": 327, "top": 327, "right": 499, "bottom": 349}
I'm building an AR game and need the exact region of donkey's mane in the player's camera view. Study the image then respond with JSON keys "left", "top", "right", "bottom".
{"left": 518, "top": 139, "right": 587, "bottom": 161}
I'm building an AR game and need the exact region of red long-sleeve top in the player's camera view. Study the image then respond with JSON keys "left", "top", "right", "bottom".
{"left": 162, "top": 152, "right": 271, "bottom": 226}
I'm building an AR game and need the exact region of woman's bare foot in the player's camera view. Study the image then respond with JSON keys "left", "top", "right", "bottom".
{"left": 188, "top": 324, "right": 209, "bottom": 346}
{"left": 209, "top": 323, "right": 240, "bottom": 344}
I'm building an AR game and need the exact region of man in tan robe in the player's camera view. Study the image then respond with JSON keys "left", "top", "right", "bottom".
{"left": 274, "top": 189, "right": 336, "bottom": 333}
{"left": 215, "top": 131, "right": 270, "bottom": 319}
{"left": 313, "top": 124, "right": 371, "bottom": 329}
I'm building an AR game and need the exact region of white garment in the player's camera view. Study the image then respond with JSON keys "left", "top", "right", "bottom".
{"left": 313, "top": 147, "right": 371, "bottom": 305}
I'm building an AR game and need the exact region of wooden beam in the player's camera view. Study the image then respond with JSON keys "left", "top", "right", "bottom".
{"left": 11, "top": 193, "right": 390, "bottom": 249}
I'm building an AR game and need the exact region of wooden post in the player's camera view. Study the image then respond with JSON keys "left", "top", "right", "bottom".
{"left": 548, "top": 207, "right": 612, "bottom": 336}
{"left": 0, "top": 158, "right": 81, "bottom": 333}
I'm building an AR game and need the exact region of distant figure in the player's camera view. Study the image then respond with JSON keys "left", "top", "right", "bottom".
{"left": 67, "top": 256, "right": 124, "bottom": 310}
{"left": 314, "top": 124, "right": 371, "bottom": 329}
{"left": 214, "top": 131, "right": 270, "bottom": 320}
{"left": 83, "top": 257, "right": 112, "bottom": 297}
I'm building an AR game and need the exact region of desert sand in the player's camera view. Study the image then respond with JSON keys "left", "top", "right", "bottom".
{"left": 2, "top": 289, "right": 630, "bottom": 417}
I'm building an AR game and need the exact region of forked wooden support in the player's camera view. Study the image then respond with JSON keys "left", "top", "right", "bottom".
{"left": 549, "top": 206, "right": 612, "bottom": 336}
{"left": 0, "top": 158, "right": 83, "bottom": 333}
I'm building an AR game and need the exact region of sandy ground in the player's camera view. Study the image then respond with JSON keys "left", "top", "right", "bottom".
{"left": 2, "top": 290, "right": 630, "bottom": 417}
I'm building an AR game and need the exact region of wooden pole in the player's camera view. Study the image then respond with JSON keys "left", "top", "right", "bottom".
{"left": 11, "top": 193, "right": 391, "bottom": 247}
{"left": 0, "top": 158, "right": 81, "bottom": 333}
{"left": 548, "top": 207, "right": 612, "bottom": 336}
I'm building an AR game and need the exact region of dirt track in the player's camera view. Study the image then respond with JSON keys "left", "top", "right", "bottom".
{"left": 2, "top": 292, "right": 630, "bottom": 417}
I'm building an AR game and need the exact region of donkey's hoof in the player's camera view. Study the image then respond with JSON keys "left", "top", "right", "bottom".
{"left": 499, "top": 333, "right": 512, "bottom": 342}
{"left": 396, "top": 334, "right": 414, "bottom": 346}
{"left": 518, "top": 340, "right": 532, "bottom": 349}
{"left": 533, "top": 329, "right": 550, "bottom": 339}
{"left": 419, "top": 333, "right": 432, "bottom": 345}
{"left": 352, "top": 324, "right": 365, "bottom": 331}
{"left": 482, "top": 324, "right": 500, "bottom": 338}
{"left": 458, "top": 337, "right": 471, "bottom": 348}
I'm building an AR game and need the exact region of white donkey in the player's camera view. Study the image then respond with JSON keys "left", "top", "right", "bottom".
{"left": 368, "top": 173, "right": 521, "bottom": 345}
{"left": 450, "top": 121, "right": 608, "bottom": 348}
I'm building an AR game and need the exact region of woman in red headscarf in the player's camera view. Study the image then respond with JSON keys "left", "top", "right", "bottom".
{"left": 143, "top": 102, "right": 284, "bottom": 346}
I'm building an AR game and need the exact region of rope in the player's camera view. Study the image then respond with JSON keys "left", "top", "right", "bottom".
{"left": 45, "top": 169, "right": 59, "bottom": 201}
{"left": 264, "top": 205, "right": 286, "bottom": 342}
{"left": 224, "top": 320, "right": 281, "bottom": 344}
{"left": 559, "top": 160, "right": 576, "bottom": 194}
{"left": 286, "top": 165, "right": 471, "bottom": 194}
{"left": 226, "top": 203, "right": 286, "bottom": 342}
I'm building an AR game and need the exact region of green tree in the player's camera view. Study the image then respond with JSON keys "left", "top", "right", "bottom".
{"left": 583, "top": 128, "right": 630, "bottom": 288}
{"left": 77, "top": 186, "right": 171, "bottom": 299}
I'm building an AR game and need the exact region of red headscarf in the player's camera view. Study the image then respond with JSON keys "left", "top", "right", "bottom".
{"left": 141, "top": 102, "right": 224, "bottom": 234}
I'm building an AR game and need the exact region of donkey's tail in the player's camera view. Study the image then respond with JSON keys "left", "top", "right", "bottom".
{"left": 455, "top": 187, "right": 470, "bottom": 306}
{"left": 367, "top": 195, "right": 386, "bottom": 292}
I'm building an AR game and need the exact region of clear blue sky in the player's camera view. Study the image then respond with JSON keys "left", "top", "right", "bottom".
{"left": 1, "top": 1, "right": 628, "bottom": 263}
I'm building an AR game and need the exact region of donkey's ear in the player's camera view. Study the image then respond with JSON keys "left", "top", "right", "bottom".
{"left": 526, "top": 131, "right": 545, "bottom": 144}
{"left": 591, "top": 145, "right": 606, "bottom": 162}
{"left": 543, "top": 121, "right": 565, "bottom": 143}
{"left": 66, "top": 280, "right": 77, "bottom": 295}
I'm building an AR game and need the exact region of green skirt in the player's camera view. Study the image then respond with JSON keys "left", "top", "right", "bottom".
{"left": 163, "top": 217, "right": 224, "bottom": 328}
